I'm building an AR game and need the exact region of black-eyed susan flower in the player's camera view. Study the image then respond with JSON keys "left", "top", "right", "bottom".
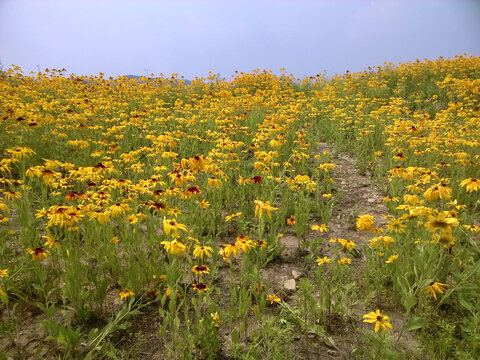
{"left": 189, "top": 155, "right": 205, "bottom": 172}
{"left": 148, "top": 202, "right": 167, "bottom": 214}
{"left": 88, "top": 210, "right": 109, "bottom": 224}
{"left": 107, "top": 203, "right": 130, "bottom": 217}
{"left": 316, "top": 256, "right": 332, "bottom": 265}
{"left": 144, "top": 288, "right": 159, "bottom": 300}
{"left": 235, "top": 235, "right": 254, "bottom": 252}
{"left": 424, "top": 212, "right": 459, "bottom": 233}
{"left": 463, "top": 224, "right": 480, "bottom": 233}
{"left": 387, "top": 218, "right": 406, "bottom": 234}
{"left": 163, "top": 218, "right": 187, "bottom": 237}
{"left": 425, "top": 282, "right": 449, "bottom": 300}
{"left": 198, "top": 199, "right": 210, "bottom": 209}
{"left": 4, "top": 191, "right": 21, "bottom": 200}
{"left": 26, "top": 247, "right": 50, "bottom": 260}
{"left": 254, "top": 200, "right": 278, "bottom": 219}
{"left": 319, "top": 163, "right": 336, "bottom": 172}
{"left": 257, "top": 240, "right": 267, "bottom": 248}
{"left": 338, "top": 257, "right": 352, "bottom": 265}
{"left": 385, "top": 254, "right": 398, "bottom": 263}
{"left": 286, "top": 216, "right": 296, "bottom": 226}
{"left": 266, "top": 294, "right": 281, "bottom": 305}
{"left": 0, "top": 269, "right": 8, "bottom": 278}
{"left": 210, "top": 312, "right": 220, "bottom": 327}
{"left": 207, "top": 177, "right": 222, "bottom": 188}
{"left": 356, "top": 214, "right": 374, "bottom": 231}
{"left": 220, "top": 243, "right": 239, "bottom": 260}
{"left": 110, "top": 236, "right": 120, "bottom": 244}
{"left": 460, "top": 178, "right": 480, "bottom": 192}
{"left": 192, "top": 282, "right": 209, "bottom": 293}
{"left": 119, "top": 288, "right": 135, "bottom": 300}
{"left": 161, "top": 240, "right": 186, "bottom": 255}
{"left": 225, "top": 212, "right": 242, "bottom": 221}
{"left": 192, "top": 265, "right": 210, "bottom": 275}
{"left": 311, "top": 224, "right": 328, "bottom": 232}
{"left": 42, "top": 235, "right": 60, "bottom": 248}
{"left": 192, "top": 245, "right": 213, "bottom": 259}
{"left": 363, "top": 309, "right": 392, "bottom": 333}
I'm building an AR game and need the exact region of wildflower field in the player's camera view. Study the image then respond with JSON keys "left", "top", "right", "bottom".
{"left": 0, "top": 55, "right": 479, "bottom": 359}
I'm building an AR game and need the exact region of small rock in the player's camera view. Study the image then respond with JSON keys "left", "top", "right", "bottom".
{"left": 283, "top": 279, "right": 296, "bottom": 291}
{"left": 292, "top": 270, "right": 303, "bottom": 279}
{"left": 367, "top": 198, "right": 375, "bottom": 203}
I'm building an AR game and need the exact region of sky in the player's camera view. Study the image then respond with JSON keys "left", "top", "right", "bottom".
{"left": 0, "top": 0, "right": 479, "bottom": 79}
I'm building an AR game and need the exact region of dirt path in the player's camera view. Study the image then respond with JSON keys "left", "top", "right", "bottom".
{"left": 260, "top": 142, "right": 422, "bottom": 359}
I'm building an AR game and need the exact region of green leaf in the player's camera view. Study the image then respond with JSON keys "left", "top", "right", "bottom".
{"left": 404, "top": 294, "right": 417, "bottom": 312}
{"left": 231, "top": 329, "right": 239, "bottom": 345}
{"left": 405, "top": 317, "right": 426, "bottom": 332}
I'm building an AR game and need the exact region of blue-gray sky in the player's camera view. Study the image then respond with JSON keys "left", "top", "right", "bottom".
{"left": 0, "top": 0, "right": 479, "bottom": 78}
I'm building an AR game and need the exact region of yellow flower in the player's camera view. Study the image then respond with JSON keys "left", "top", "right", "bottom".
{"left": 316, "top": 256, "right": 332, "bottom": 265}
{"left": 192, "top": 265, "right": 210, "bottom": 275}
{"left": 107, "top": 203, "right": 130, "bottom": 217}
{"left": 254, "top": 200, "right": 278, "bottom": 219}
{"left": 4, "top": 191, "right": 21, "bottom": 200}
{"left": 363, "top": 309, "right": 393, "bottom": 333}
{"left": 257, "top": 240, "right": 267, "bottom": 248}
{"left": 207, "top": 177, "right": 222, "bottom": 188}
{"left": 338, "top": 257, "right": 352, "bottom": 265}
{"left": 163, "top": 218, "right": 187, "bottom": 237}
{"left": 460, "top": 178, "right": 480, "bottom": 192}
{"left": 110, "top": 236, "right": 120, "bottom": 244}
{"left": 383, "top": 196, "right": 399, "bottom": 202}
{"left": 235, "top": 235, "right": 255, "bottom": 252}
{"left": 198, "top": 199, "right": 210, "bottom": 209}
{"left": 319, "top": 163, "right": 336, "bottom": 172}
{"left": 424, "top": 212, "right": 459, "bottom": 233}
{"left": 26, "top": 247, "right": 50, "bottom": 260}
{"left": 210, "top": 312, "right": 220, "bottom": 327}
{"left": 193, "top": 245, "right": 214, "bottom": 259}
{"left": 192, "top": 282, "right": 209, "bottom": 293}
{"left": 220, "top": 243, "right": 240, "bottom": 260}
{"left": 311, "top": 224, "right": 328, "bottom": 232}
{"left": 0, "top": 269, "right": 8, "bottom": 278}
{"left": 330, "top": 238, "right": 356, "bottom": 252}
{"left": 161, "top": 240, "right": 186, "bottom": 255}
{"left": 119, "top": 288, "right": 135, "bottom": 300}
{"left": 189, "top": 155, "right": 205, "bottom": 172}
{"left": 225, "top": 212, "right": 242, "bottom": 221}
{"left": 286, "top": 216, "right": 296, "bottom": 226}
{"left": 42, "top": 235, "right": 60, "bottom": 248}
{"left": 269, "top": 138, "right": 283, "bottom": 147}
{"left": 126, "top": 214, "right": 139, "bottom": 224}
{"left": 266, "top": 294, "right": 281, "bottom": 305}
{"left": 423, "top": 184, "right": 451, "bottom": 201}
{"left": 463, "top": 224, "right": 480, "bottom": 233}
{"left": 387, "top": 218, "right": 406, "bottom": 234}
{"left": 385, "top": 254, "right": 398, "bottom": 263}
{"left": 448, "top": 200, "right": 466, "bottom": 211}
{"left": 425, "top": 282, "right": 449, "bottom": 300}
{"left": 356, "top": 214, "right": 374, "bottom": 231}
{"left": 294, "top": 174, "right": 310, "bottom": 184}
